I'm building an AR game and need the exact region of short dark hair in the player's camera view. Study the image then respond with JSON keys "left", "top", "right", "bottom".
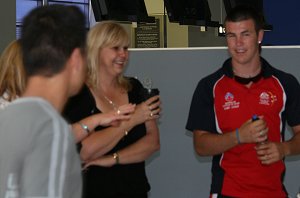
{"left": 225, "top": 5, "right": 265, "bottom": 33}
{"left": 21, "top": 5, "right": 86, "bottom": 77}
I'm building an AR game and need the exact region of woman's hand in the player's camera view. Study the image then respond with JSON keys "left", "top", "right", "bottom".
{"left": 131, "top": 95, "right": 161, "bottom": 125}
{"left": 99, "top": 103, "right": 136, "bottom": 126}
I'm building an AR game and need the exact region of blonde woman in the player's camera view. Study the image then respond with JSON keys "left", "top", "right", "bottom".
{"left": 63, "top": 21, "right": 161, "bottom": 198}
{"left": 0, "top": 40, "right": 25, "bottom": 109}
{"left": 0, "top": 41, "right": 133, "bottom": 143}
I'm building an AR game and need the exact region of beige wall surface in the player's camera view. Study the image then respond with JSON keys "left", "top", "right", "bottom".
{"left": 145, "top": 0, "right": 164, "bottom": 14}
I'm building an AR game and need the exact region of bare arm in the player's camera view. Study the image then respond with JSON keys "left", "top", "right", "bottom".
{"left": 116, "top": 119, "right": 160, "bottom": 164}
{"left": 71, "top": 103, "right": 135, "bottom": 143}
{"left": 80, "top": 95, "right": 160, "bottom": 162}
{"left": 256, "top": 124, "right": 300, "bottom": 165}
{"left": 194, "top": 118, "right": 268, "bottom": 156}
{"left": 193, "top": 130, "right": 238, "bottom": 156}
{"left": 283, "top": 125, "right": 300, "bottom": 155}
{"left": 80, "top": 124, "right": 132, "bottom": 162}
{"left": 84, "top": 119, "right": 160, "bottom": 168}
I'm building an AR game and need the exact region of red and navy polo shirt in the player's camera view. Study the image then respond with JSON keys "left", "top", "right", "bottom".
{"left": 186, "top": 57, "right": 300, "bottom": 197}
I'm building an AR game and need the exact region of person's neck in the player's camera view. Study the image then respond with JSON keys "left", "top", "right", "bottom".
{"left": 232, "top": 59, "right": 262, "bottom": 85}
{"left": 93, "top": 73, "right": 121, "bottom": 95}
{"left": 90, "top": 75, "right": 125, "bottom": 111}
{"left": 22, "top": 76, "right": 68, "bottom": 113}
{"left": 233, "top": 65, "right": 261, "bottom": 78}
{"left": 232, "top": 61, "right": 261, "bottom": 78}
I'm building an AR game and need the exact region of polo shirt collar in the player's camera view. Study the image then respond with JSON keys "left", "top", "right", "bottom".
{"left": 222, "top": 57, "right": 274, "bottom": 79}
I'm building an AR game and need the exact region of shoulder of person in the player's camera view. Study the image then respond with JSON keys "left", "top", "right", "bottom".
{"left": 269, "top": 65, "right": 299, "bottom": 86}
{"left": 126, "top": 76, "right": 144, "bottom": 88}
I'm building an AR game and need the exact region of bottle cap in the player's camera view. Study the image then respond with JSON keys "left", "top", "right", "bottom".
{"left": 252, "top": 114, "right": 259, "bottom": 121}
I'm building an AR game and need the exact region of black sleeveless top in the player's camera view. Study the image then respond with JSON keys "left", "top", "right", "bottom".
{"left": 63, "top": 77, "right": 150, "bottom": 197}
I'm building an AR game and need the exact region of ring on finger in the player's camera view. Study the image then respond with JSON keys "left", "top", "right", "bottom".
{"left": 150, "top": 112, "right": 153, "bottom": 117}
{"left": 117, "top": 109, "right": 121, "bottom": 115}
{"left": 259, "top": 130, "right": 264, "bottom": 136}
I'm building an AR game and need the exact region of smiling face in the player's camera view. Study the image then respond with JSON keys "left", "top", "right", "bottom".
{"left": 85, "top": 21, "right": 131, "bottom": 88}
{"left": 225, "top": 19, "right": 264, "bottom": 67}
{"left": 98, "top": 45, "right": 129, "bottom": 77}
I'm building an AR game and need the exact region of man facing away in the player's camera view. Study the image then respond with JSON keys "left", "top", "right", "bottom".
{"left": 0, "top": 5, "right": 86, "bottom": 198}
{"left": 186, "top": 5, "right": 300, "bottom": 198}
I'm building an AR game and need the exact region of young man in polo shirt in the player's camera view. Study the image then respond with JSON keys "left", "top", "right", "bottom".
{"left": 186, "top": 5, "right": 300, "bottom": 198}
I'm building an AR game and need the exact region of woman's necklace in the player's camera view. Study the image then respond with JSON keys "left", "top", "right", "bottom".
{"left": 103, "top": 95, "right": 118, "bottom": 110}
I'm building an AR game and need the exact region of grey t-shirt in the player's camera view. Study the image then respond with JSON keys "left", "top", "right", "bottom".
{"left": 0, "top": 97, "right": 82, "bottom": 198}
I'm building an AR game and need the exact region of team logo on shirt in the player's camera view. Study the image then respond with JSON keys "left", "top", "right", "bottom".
{"left": 259, "top": 91, "right": 277, "bottom": 106}
{"left": 223, "top": 92, "right": 240, "bottom": 110}
{"left": 225, "top": 92, "right": 234, "bottom": 102}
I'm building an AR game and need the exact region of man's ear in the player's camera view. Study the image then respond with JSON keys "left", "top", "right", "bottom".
{"left": 66, "top": 48, "right": 86, "bottom": 96}
{"left": 68, "top": 48, "right": 84, "bottom": 72}
{"left": 258, "top": 29, "right": 264, "bottom": 44}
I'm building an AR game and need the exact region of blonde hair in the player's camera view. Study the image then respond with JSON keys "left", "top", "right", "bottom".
{"left": 0, "top": 40, "right": 26, "bottom": 101}
{"left": 86, "top": 21, "right": 131, "bottom": 90}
